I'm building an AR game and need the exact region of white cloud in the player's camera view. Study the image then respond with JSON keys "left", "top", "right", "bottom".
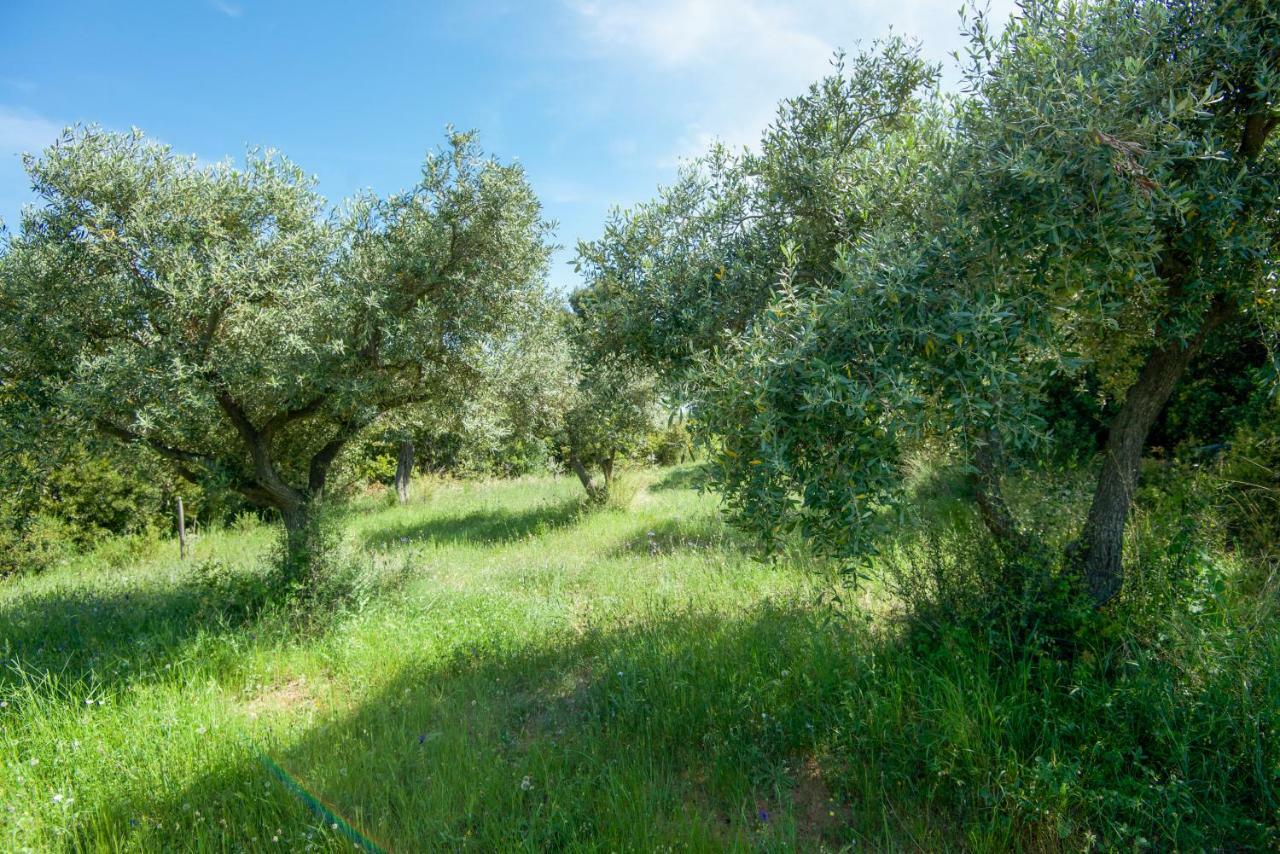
{"left": 566, "top": 0, "right": 1020, "bottom": 166}
{"left": 0, "top": 106, "right": 63, "bottom": 155}
{"left": 570, "top": 0, "right": 831, "bottom": 75}
{"left": 210, "top": 1, "right": 243, "bottom": 18}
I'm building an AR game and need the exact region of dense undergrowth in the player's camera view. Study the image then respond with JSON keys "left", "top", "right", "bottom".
{"left": 1, "top": 466, "right": 1276, "bottom": 851}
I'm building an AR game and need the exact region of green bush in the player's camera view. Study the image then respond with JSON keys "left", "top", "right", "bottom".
{"left": 642, "top": 420, "right": 693, "bottom": 467}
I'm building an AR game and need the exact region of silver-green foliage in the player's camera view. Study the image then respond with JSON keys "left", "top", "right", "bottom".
{"left": 1, "top": 127, "right": 553, "bottom": 546}
{"left": 703, "top": 0, "right": 1279, "bottom": 593}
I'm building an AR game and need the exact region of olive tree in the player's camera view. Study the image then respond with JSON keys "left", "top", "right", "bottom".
{"left": 572, "top": 38, "right": 939, "bottom": 380}
{"left": 556, "top": 354, "right": 658, "bottom": 504}
{"left": 703, "top": 0, "right": 1279, "bottom": 603}
{"left": 1, "top": 127, "right": 552, "bottom": 573}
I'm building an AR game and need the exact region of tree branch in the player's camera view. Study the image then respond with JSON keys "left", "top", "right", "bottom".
{"left": 261, "top": 393, "right": 328, "bottom": 438}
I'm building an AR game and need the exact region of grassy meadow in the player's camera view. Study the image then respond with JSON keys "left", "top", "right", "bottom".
{"left": 2, "top": 466, "right": 1276, "bottom": 851}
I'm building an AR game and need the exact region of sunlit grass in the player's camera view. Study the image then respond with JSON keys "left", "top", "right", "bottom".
{"left": 1, "top": 467, "right": 1275, "bottom": 851}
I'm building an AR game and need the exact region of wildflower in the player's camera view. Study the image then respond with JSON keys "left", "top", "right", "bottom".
{"left": 196, "top": 725, "right": 207, "bottom": 735}
{"left": 418, "top": 734, "right": 426, "bottom": 744}
{"left": 28, "top": 757, "right": 38, "bottom": 766}
{"left": 331, "top": 823, "right": 339, "bottom": 830}
{"left": 85, "top": 698, "right": 94, "bottom": 705}
{"left": 1, "top": 700, "right": 7, "bottom": 708}
{"left": 52, "top": 793, "right": 64, "bottom": 803}
{"left": 520, "top": 775, "right": 533, "bottom": 791}
{"left": 757, "top": 809, "right": 769, "bottom": 822}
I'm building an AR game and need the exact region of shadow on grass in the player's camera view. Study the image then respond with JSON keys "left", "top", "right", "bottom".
{"left": 647, "top": 463, "right": 712, "bottom": 493}
{"left": 611, "top": 515, "right": 749, "bottom": 558}
{"left": 62, "top": 578, "right": 1280, "bottom": 852}
{"left": 360, "top": 497, "right": 584, "bottom": 550}
{"left": 0, "top": 573, "right": 278, "bottom": 695}
{"left": 77, "top": 599, "right": 876, "bottom": 851}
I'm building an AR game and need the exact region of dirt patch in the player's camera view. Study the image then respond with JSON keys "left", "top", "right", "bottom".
{"left": 242, "top": 676, "right": 317, "bottom": 719}
{"left": 792, "top": 756, "right": 841, "bottom": 844}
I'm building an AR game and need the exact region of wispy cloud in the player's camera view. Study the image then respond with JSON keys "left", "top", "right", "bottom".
{"left": 569, "top": 0, "right": 830, "bottom": 72}
{"left": 209, "top": 0, "right": 243, "bottom": 18}
{"left": 565, "top": 0, "right": 1019, "bottom": 166}
{"left": 0, "top": 106, "right": 63, "bottom": 155}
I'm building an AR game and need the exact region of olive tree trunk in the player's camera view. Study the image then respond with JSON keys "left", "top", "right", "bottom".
{"left": 970, "top": 433, "right": 1038, "bottom": 560}
{"left": 569, "top": 455, "right": 607, "bottom": 503}
{"left": 278, "top": 499, "right": 314, "bottom": 582}
{"left": 1070, "top": 296, "right": 1233, "bottom": 604}
{"left": 395, "top": 439, "right": 414, "bottom": 504}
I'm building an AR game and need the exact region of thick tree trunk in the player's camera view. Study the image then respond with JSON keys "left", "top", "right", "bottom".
{"left": 395, "top": 439, "right": 414, "bottom": 504}
{"left": 1071, "top": 297, "right": 1233, "bottom": 604}
{"left": 279, "top": 499, "right": 312, "bottom": 581}
{"left": 569, "top": 455, "right": 606, "bottom": 503}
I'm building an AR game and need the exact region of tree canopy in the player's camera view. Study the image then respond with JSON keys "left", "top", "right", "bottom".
{"left": 1, "top": 128, "right": 553, "bottom": 558}
{"left": 571, "top": 36, "right": 940, "bottom": 378}
{"left": 700, "top": 0, "right": 1279, "bottom": 599}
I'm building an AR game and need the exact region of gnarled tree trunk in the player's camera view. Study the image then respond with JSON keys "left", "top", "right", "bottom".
{"left": 569, "top": 454, "right": 607, "bottom": 503}
{"left": 1071, "top": 296, "right": 1233, "bottom": 604}
{"left": 278, "top": 497, "right": 313, "bottom": 582}
{"left": 395, "top": 439, "right": 414, "bottom": 504}
{"left": 601, "top": 453, "right": 615, "bottom": 489}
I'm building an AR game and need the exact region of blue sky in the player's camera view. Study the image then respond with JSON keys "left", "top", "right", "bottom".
{"left": 1, "top": 0, "right": 1016, "bottom": 292}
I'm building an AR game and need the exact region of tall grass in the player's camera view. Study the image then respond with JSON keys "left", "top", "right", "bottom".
{"left": 1, "top": 467, "right": 1275, "bottom": 850}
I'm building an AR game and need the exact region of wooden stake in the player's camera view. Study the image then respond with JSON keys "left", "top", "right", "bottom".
{"left": 176, "top": 496, "right": 187, "bottom": 560}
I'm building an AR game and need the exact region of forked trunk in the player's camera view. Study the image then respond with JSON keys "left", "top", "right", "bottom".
{"left": 395, "top": 439, "right": 414, "bottom": 504}
{"left": 1071, "top": 297, "right": 1233, "bottom": 603}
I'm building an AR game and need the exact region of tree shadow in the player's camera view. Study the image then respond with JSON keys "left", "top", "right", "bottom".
{"left": 647, "top": 463, "right": 712, "bottom": 492}
{"left": 73, "top": 599, "right": 876, "bottom": 851}
{"left": 360, "top": 497, "right": 583, "bottom": 550}
{"left": 611, "top": 515, "right": 750, "bottom": 558}
{"left": 0, "top": 568, "right": 279, "bottom": 695}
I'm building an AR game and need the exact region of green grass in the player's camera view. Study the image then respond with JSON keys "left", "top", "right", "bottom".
{"left": 2, "top": 467, "right": 1276, "bottom": 851}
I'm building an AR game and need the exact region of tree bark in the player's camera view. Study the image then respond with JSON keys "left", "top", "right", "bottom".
{"left": 1071, "top": 296, "right": 1234, "bottom": 604}
{"left": 279, "top": 499, "right": 312, "bottom": 581}
{"left": 569, "top": 455, "right": 606, "bottom": 503}
{"left": 395, "top": 439, "right": 414, "bottom": 504}
{"left": 176, "top": 497, "right": 187, "bottom": 560}
{"left": 970, "top": 433, "right": 1038, "bottom": 559}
